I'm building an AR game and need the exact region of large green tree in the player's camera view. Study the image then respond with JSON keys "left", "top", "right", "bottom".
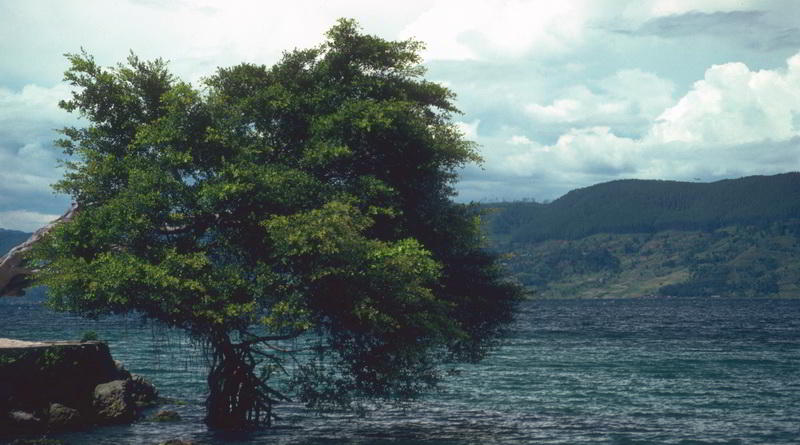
{"left": 33, "top": 19, "right": 520, "bottom": 429}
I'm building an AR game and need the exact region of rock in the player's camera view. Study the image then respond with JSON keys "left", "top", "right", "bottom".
{"left": 93, "top": 380, "right": 135, "bottom": 424}
{"left": 129, "top": 374, "right": 158, "bottom": 406}
{"left": 0, "top": 339, "right": 160, "bottom": 437}
{"left": 8, "top": 410, "right": 42, "bottom": 424}
{"left": 8, "top": 410, "right": 40, "bottom": 423}
{"left": 152, "top": 410, "right": 181, "bottom": 422}
{"left": 114, "top": 360, "right": 132, "bottom": 380}
{"left": 5, "top": 410, "right": 43, "bottom": 433}
{"left": 47, "top": 403, "right": 83, "bottom": 430}
{"left": 0, "top": 341, "right": 119, "bottom": 415}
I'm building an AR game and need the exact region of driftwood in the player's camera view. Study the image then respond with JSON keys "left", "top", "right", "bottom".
{"left": 0, "top": 203, "right": 79, "bottom": 296}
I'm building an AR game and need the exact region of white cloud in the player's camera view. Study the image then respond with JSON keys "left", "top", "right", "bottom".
{"left": 649, "top": 54, "right": 800, "bottom": 144}
{"left": 0, "top": 84, "right": 72, "bottom": 125}
{"left": 0, "top": 166, "right": 56, "bottom": 195}
{"left": 508, "top": 135, "right": 534, "bottom": 145}
{"left": 400, "top": 0, "right": 590, "bottom": 61}
{"left": 455, "top": 119, "right": 481, "bottom": 139}
{"left": 524, "top": 70, "right": 675, "bottom": 130}
{"left": 0, "top": 84, "right": 73, "bottom": 177}
{"left": 0, "top": 210, "right": 61, "bottom": 232}
{"left": 525, "top": 92, "right": 586, "bottom": 122}
{"left": 503, "top": 126, "right": 640, "bottom": 177}
{"left": 472, "top": 51, "right": 800, "bottom": 201}
{"left": 600, "top": 70, "right": 676, "bottom": 119}
{"left": 525, "top": 86, "right": 626, "bottom": 123}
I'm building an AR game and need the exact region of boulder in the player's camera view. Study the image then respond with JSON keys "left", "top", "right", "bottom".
{"left": 0, "top": 339, "right": 159, "bottom": 436}
{"left": 47, "top": 403, "right": 83, "bottom": 430}
{"left": 6, "top": 410, "right": 43, "bottom": 433}
{"left": 113, "top": 360, "right": 132, "bottom": 380}
{"left": 129, "top": 374, "right": 158, "bottom": 406}
{"left": 152, "top": 410, "right": 181, "bottom": 422}
{"left": 93, "top": 380, "right": 136, "bottom": 424}
{"left": 0, "top": 341, "right": 119, "bottom": 415}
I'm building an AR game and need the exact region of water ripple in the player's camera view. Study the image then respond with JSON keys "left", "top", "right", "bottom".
{"left": 1, "top": 297, "right": 799, "bottom": 444}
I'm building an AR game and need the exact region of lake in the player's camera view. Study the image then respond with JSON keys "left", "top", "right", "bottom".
{"left": 1, "top": 296, "right": 799, "bottom": 444}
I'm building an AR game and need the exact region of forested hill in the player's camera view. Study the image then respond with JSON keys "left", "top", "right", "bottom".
{"left": 488, "top": 173, "right": 800, "bottom": 243}
{"left": 484, "top": 173, "right": 800, "bottom": 298}
{"left": 0, "top": 229, "right": 30, "bottom": 256}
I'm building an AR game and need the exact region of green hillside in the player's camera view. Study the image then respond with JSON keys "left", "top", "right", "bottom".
{"left": 0, "top": 229, "right": 30, "bottom": 256}
{"left": 485, "top": 173, "right": 800, "bottom": 298}
{"left": 490, "top": 173, "right": 800, "bottom": 243}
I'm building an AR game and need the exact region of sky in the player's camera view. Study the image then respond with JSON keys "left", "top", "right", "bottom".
{"left": 2, "top": 0, "right": 800, "bottom": 231}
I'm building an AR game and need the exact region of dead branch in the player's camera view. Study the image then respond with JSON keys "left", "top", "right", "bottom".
{"left": 0, "top": 203, "right": 79, "bottom": 296}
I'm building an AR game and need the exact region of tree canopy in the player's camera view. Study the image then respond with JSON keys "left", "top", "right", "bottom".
{"left": 32, "top": 19, "right": 520, "bottom": 429}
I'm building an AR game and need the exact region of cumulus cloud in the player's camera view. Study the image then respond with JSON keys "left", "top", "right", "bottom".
{"left": 463, "top": 51, "right": 800, "bottom": 202}
{"left": 649, "top": 54, "right": 800, "bottom": 144}
{"left": 525, "top": 70, "right": 674, "bottom": 134}
{"left": 502, "top": 126, "right": 640, "bottom": 177}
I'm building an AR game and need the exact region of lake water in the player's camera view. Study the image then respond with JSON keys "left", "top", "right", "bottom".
{"left": 1, "top": 296, "right": 799, "bottom": 444}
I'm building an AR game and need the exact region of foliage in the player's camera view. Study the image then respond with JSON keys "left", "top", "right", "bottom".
{"left": 80, "top": 331, "right": 99, "bottom": 342}
{"left": 32, "top": 19, "right": 520, "bottom": 429}
{"left": 492, "top": 219, "right": 800, "bottom": 299}
{"left": 503, "top": 246, "right": 620, "bottom": 288}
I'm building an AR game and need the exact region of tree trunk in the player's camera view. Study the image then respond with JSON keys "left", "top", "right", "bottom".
{"left": 0, "top": 203, "right": 79, "bottom": 297}
{"left": 204, "top": 332, "right": 276, "bottom": 429}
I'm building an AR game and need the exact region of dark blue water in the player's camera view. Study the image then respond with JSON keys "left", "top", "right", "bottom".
{"left": 1, "top": 296, "right": 799, "bottom": 444}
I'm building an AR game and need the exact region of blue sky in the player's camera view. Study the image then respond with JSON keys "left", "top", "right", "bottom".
{"left": 2, "top": 0, "right": 800, "bottom": 230}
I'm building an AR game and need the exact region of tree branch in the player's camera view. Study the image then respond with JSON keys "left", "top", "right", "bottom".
{"left": 238, "top": 330, "right": 306, "bottom": 347}
{"left": 0, "top": 203, "right": 79, "bottom": 297}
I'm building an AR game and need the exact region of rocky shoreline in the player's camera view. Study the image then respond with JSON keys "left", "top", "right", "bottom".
{"left": 0, "top": 338, "right": 158, "bottom": 435}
